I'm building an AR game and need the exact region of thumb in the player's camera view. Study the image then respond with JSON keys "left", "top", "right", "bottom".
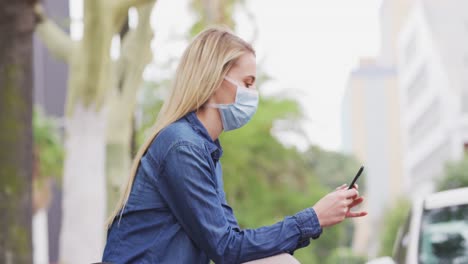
{"left": 335, "top": 184, "right": 348, "bottom": 191}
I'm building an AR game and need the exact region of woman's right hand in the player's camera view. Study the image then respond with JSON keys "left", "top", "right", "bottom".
{"left": 312, "top": 184, "right": 367, "bottom": 228}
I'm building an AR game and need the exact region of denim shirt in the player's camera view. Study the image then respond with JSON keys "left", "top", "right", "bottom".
{"left": 102, "top": 111, "right": 322, "bottom": 264}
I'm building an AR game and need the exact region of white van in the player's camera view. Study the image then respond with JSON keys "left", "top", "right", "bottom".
{"left": 369, "top": 187, "right": 468, "bottom": 264}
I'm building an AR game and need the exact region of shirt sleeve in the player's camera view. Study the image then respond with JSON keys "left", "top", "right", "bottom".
{"left": 154, "top": 143, "right": 322, "bottom": 264}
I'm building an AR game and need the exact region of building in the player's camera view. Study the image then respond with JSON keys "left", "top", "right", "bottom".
{"left": 397, "top": 0, "right": 468, "bottom": 198}
{"left": 379, "top": 0, "right": 413, "bottom": 66}
{"left": 343, "top": 0, "right": 468, "bottom": 258}
{"left": 341, "top": 0, "right": 412, "bottom": 257}
{"left": 342, "top": 59, "right": 402, "bottom": 257}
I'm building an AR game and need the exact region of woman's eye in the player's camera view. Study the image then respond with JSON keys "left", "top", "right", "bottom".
{"left": 245, "top": 83, "right": 252, "bottom": 88}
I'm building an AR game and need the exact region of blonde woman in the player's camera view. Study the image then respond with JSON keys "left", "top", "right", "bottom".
{"left": 102, "top": 27, "right": 367, "bottom": 264}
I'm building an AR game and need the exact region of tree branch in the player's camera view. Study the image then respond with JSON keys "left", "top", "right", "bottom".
{"left": 34, "top": 3, "right": 74, "bottom": 63}
{"left": 112, "top": 0, "right": 155, "bottom": 17}
{"left": 117, "top": 2, "right": 155, "bottom": 100}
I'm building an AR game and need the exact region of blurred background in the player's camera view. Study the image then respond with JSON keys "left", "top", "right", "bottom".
{"left": 1, "top": 0, "right": 467, "bottom": 263}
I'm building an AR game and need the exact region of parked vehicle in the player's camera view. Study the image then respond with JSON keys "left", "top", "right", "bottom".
{"left": 368, "top": 187, "right": 468, "bottom": 264}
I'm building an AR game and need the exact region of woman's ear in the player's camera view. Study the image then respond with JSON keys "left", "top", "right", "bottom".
{"left": 212, "top": 79, "right": 227, "bottom": 96}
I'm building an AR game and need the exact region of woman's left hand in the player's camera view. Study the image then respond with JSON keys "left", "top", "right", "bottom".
{"left": 335, "top": 183, "right": 367, "bottom": 218}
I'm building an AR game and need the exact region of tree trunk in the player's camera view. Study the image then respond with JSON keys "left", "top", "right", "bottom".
{"left": 106, "top": 3, "right": 155, "bottom": 216}
{"left": 59, "top": 103, "right": 107, "bottom": 263}
{"left": 0, "top": 0, "right": 35, "bottom": 263}
{"left": 57, "top": 1, "right": 119, "bottom": 262}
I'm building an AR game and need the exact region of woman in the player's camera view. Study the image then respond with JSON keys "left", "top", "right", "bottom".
{"left": 102, "top": 26, "right": 367, "bottom": 264}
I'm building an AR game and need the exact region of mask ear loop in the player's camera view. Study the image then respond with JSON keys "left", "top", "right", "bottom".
{"left": 206, "top": 76, "right": 240, "bottom": 109}
{"left": 223, "top": 76, "right": 238, "bottom": 86}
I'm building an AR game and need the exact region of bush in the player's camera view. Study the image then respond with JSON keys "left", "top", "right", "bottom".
{"left": 436, "top": 154, "right": 468, "bottom": 191}
{"left": 378, "top": 198, "right": 410, "bottom": 257}
{"left": 326, "top": 247, "right": 367, "bottom": 264}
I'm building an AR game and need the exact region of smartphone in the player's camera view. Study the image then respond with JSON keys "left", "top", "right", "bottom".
{"left": 348, "top": 166, "right": 364, "bottom": 190}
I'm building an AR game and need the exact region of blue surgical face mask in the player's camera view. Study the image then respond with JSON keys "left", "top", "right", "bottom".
{"left": 208, "top": 76, "right": 259, "bottom": 131}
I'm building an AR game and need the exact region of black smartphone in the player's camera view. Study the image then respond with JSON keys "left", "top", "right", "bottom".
{"left": 348, "top": 166, "right": 364, "bottom": 190}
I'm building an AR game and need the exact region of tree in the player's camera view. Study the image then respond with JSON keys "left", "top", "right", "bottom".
{"left": 436, "top": 154, "right": 468, "bottom": 191}
{"left": 379, "top": 198, "right": 410, "bottom": 257}
{"left": 0, "top": 0, "right": 36, "bottom": 262}
{"left": 105, "top": 2, "right": 155, "bottom": 217}
{"left": 189, "top": 0, "right": 237, "bottom": 35}
{"left": 303, "top": 146, "right": 364, "bottom": 192}
{"left": 326, "top": 247, "right": 368, "bottom": 264}
{"left": 220, "top": 98, "right": 327, "bottom": 264}
{"left": 34, "top": 1, "right": 156, "bottom": 262}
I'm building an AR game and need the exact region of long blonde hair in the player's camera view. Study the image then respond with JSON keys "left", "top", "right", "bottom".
{"left": 107, "top": 26, "right": 255, "bottom": 227}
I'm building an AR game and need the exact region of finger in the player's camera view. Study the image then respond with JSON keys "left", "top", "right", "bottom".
{"left": 343, "top": 189, "right": 359, "bottom": 199}
{"left": 348, "top": 196, "right": 364, "bottom": 208}
{"left": 344, "top": 198, "right": 355, "bottom": 207}
{"left": 346, "top": 211, "right": 368, "bottom": 218}
{"left": 353, "top": 183, "right": 359, "bottom": 190}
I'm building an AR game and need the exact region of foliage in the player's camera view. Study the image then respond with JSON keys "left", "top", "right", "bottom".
{"left": 220, "top": 97, "right": 314, "bottom": 222}
{"left": 219, "top": 97, "right": 356, "bottom": 262}
{"left": 436, "top": 153, "right": 468, "bottom": 191}
{"left": 135, "top": 78, "right": 362, "bottom": 262}
{"left": 326, "top": 247, "right": 368, "bottom": 264}
{"left": 303, "top": 146, "right": 364, "bottom": 193}
{"left": 134, "top": 80, "right": 166, "bottom": 149}
{"left": 33, "top": 107, "right": 64, "bottom": 184}
{"left": 378, "top": 198, "right": 410, "bottom": 257}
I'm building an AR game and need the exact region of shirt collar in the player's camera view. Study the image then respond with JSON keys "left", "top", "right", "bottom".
{"left": 185, "top": 111, "right": 223, "bottom": 162}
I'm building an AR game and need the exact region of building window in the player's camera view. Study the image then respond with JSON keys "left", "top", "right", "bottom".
{"left": 407, "top": 64, "right": 428, "bottom": 105}
{"left": 409, "top": 98, "right": 440, "bottom": 147}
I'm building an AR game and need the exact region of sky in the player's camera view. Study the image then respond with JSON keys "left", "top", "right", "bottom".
{"left": 71, "top": 0, "right": 382, "bottom": 151}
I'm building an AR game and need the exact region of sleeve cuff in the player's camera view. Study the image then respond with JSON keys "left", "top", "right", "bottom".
{"left": 294, "top": 207, "right": 323, "bottom": 240}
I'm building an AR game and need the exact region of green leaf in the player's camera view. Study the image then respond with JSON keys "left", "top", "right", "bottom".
{"left": 33, "top": 106, "right": 64, "bottom": 184}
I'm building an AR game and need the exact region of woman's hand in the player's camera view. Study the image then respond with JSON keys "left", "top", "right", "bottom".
{"left": 312, "top": 184, "right": 367, "bottom": 228}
